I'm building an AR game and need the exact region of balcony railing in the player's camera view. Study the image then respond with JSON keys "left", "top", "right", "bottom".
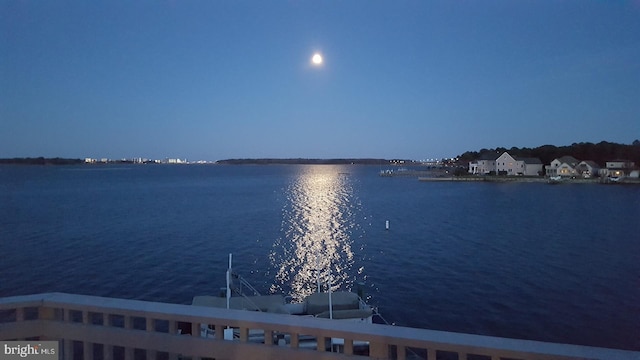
{"left": 0, "top": 293, "right": 637, "bottom": 360}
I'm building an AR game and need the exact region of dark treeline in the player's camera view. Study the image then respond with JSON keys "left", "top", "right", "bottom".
{"left": 216, "top": 158, "right": 411, "bottom": 165}
{"left": 458, "top": 140, "right": 640, "bottom": 166}
{"left": 0, "top": 157, "right": 84, "bottom": 165}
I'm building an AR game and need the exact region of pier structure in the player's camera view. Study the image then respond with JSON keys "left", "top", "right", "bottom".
{"left": 1, "top": 292, "right": 637, "bottom": 360}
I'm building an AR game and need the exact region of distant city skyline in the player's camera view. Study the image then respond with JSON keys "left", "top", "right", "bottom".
{"left": 2, "top": 1, "right": 639, "bottom": 161}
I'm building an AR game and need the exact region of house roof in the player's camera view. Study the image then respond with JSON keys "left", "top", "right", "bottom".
{"left": 578, "top": 160, "right": 600, "bottom": 168}
{"left": 497, "top": 151, "right": 516, "bottom": 160}
{"left": 556, "top": 156, "right": 580, "bottom": 165}
{"left": 517, "top": 157, "right": 542, "bottom": 164}
{"left": 477, "top": 152, "right": 500, "bottom": 160}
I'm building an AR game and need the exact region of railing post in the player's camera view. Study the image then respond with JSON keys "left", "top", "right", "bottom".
{"left": 214, "top": 324, "right": 224, "bottom": 340}
{"left": 37, "top": 307, "right": 56, "bottom": 341}
{"left": 369, "top": 341, "right": 389, "bottom": 359}
{"left": 264, "top": 330, "right": 273, "bottom": 345}
{"left": 16, "top": 307, "right": 24, "bottom": 322}
{"left": 103, "top": 313, "right": 113, "bottom": 360}
{"left": 82, "top": 311, "right": 91, "bottom": 360}
{"left": 146, "top": 349, "right": 157, "bottom": 360}
{"left": 145, "top": 317, "right": 157, "bottom": 359}
{"left": 63, "top": 339, "right": 73, "bottom": 360}
{"left": 317, "top": 336, "right": 326, "bottom": 351}
{"left": 83, "top": 342, "right": 92, "bottom": 360}
{"left": 123, "top": 316, "right": 133, "bottom": 360}
{"left": 290, "top": 333, "right": 299, "bottom": 349}
{"left": 59, "top": 308, "right": 70, "bottom": 359}
{"left": 38, "top": 306, "right": 55, "bottom": 320}
{"left": 239, "top": 327, "right": 248, "bottom": 342}
{"left": 103, "top": 344, "right": 113, "bottom": 360}
{"left": 124, "top": 347, "right": 134, "bottom": 360}
{"left": 344, "top": 339, "right": 354, "bottom": 355}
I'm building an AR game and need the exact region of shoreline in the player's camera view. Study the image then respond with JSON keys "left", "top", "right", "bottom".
{"left": 419, "top": 176, "right": 547, "bottom": 183}
{"left": 419, "top": 176, "right": 640, "bottom": 184}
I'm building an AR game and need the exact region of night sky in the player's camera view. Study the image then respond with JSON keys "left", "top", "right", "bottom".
{"left": 2, "top": 1, "right": 639, "bottom": 161}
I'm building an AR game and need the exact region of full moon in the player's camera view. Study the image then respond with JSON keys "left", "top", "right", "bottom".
{"left": 312, "top": 53, "right": 323, "bottom": 65}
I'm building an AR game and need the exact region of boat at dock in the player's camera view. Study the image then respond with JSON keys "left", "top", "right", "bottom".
{"left": 548, "top": 175, "right": 565, "bottom": 184}
{"left": 191, "top": 254, "right": 378, "bottom": 351}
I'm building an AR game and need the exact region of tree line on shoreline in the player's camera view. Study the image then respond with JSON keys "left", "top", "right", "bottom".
{"left": 457, "top": 140, "right": 640, "bottom": 166}
{"left": 0, "top": 157, "right": 84, "bottom": 165}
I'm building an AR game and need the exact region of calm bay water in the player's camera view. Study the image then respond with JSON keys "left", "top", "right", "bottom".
{"left": 1, "top": 164, "right": 639, "bottom": 350}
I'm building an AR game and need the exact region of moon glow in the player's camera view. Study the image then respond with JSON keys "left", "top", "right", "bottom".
{"left": 312, "top": 53, "right": 323, "bottom": 65}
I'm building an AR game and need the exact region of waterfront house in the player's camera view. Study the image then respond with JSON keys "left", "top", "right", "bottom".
{"left": 545, "top": 156, "right": 580, "bottom": 177}
{"left": 495, "top": 152, "right": 518, "bottom": 175}
{"left": 469, "top": 152, "right": 542, "bottom": 176}
{"left": 494, "top": 152, "right": 543, "bottom": 176}
{"left": 518, "top": 157, "right": 543, "bottom": 176}
{"left": 468, "top": 152, "right": 499, "bottom": 174}
{"left": 575, "top": 160, "right": 600, "bottom": 178}
{"left": 605, "top": 160, "right": 636, "bottom": 177}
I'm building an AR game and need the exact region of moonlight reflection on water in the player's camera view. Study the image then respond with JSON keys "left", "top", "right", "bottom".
{"left": 270, "top": 166, "right": 362, "bottom": 302}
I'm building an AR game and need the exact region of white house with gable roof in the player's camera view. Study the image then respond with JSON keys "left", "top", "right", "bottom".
{"left": 495, "top": 152, "right": 518, "bottom": 175}
{"left": 468, "top": 152, "right": 500, "bottom": 174}
{"left": 519, "top": 157, "right": 543, "bottom": 176}
{"left": 575, "top": 161, "right": 600, "bottom": 178}
{"left": 471, "top": 152, "right": 543, "bottom": 176}
{"left": 545, "top": 156, "right": 580, "bottom": 177}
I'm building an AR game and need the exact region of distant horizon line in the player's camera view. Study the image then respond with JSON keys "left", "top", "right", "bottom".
{"left": 3, "top": 139, "right": 637, "bottom": 164}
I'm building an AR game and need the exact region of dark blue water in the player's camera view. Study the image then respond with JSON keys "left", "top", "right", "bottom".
{"left": 1, "top": 164, "right": 639, "bottom": 351}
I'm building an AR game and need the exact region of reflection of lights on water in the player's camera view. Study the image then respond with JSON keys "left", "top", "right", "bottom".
{"left": 270, "top": 166, "right": 362, "bottom": 302}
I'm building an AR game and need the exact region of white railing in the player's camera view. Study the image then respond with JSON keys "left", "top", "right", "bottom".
{"left": 0, "top": 293, "right": 637, "bottom": 360}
